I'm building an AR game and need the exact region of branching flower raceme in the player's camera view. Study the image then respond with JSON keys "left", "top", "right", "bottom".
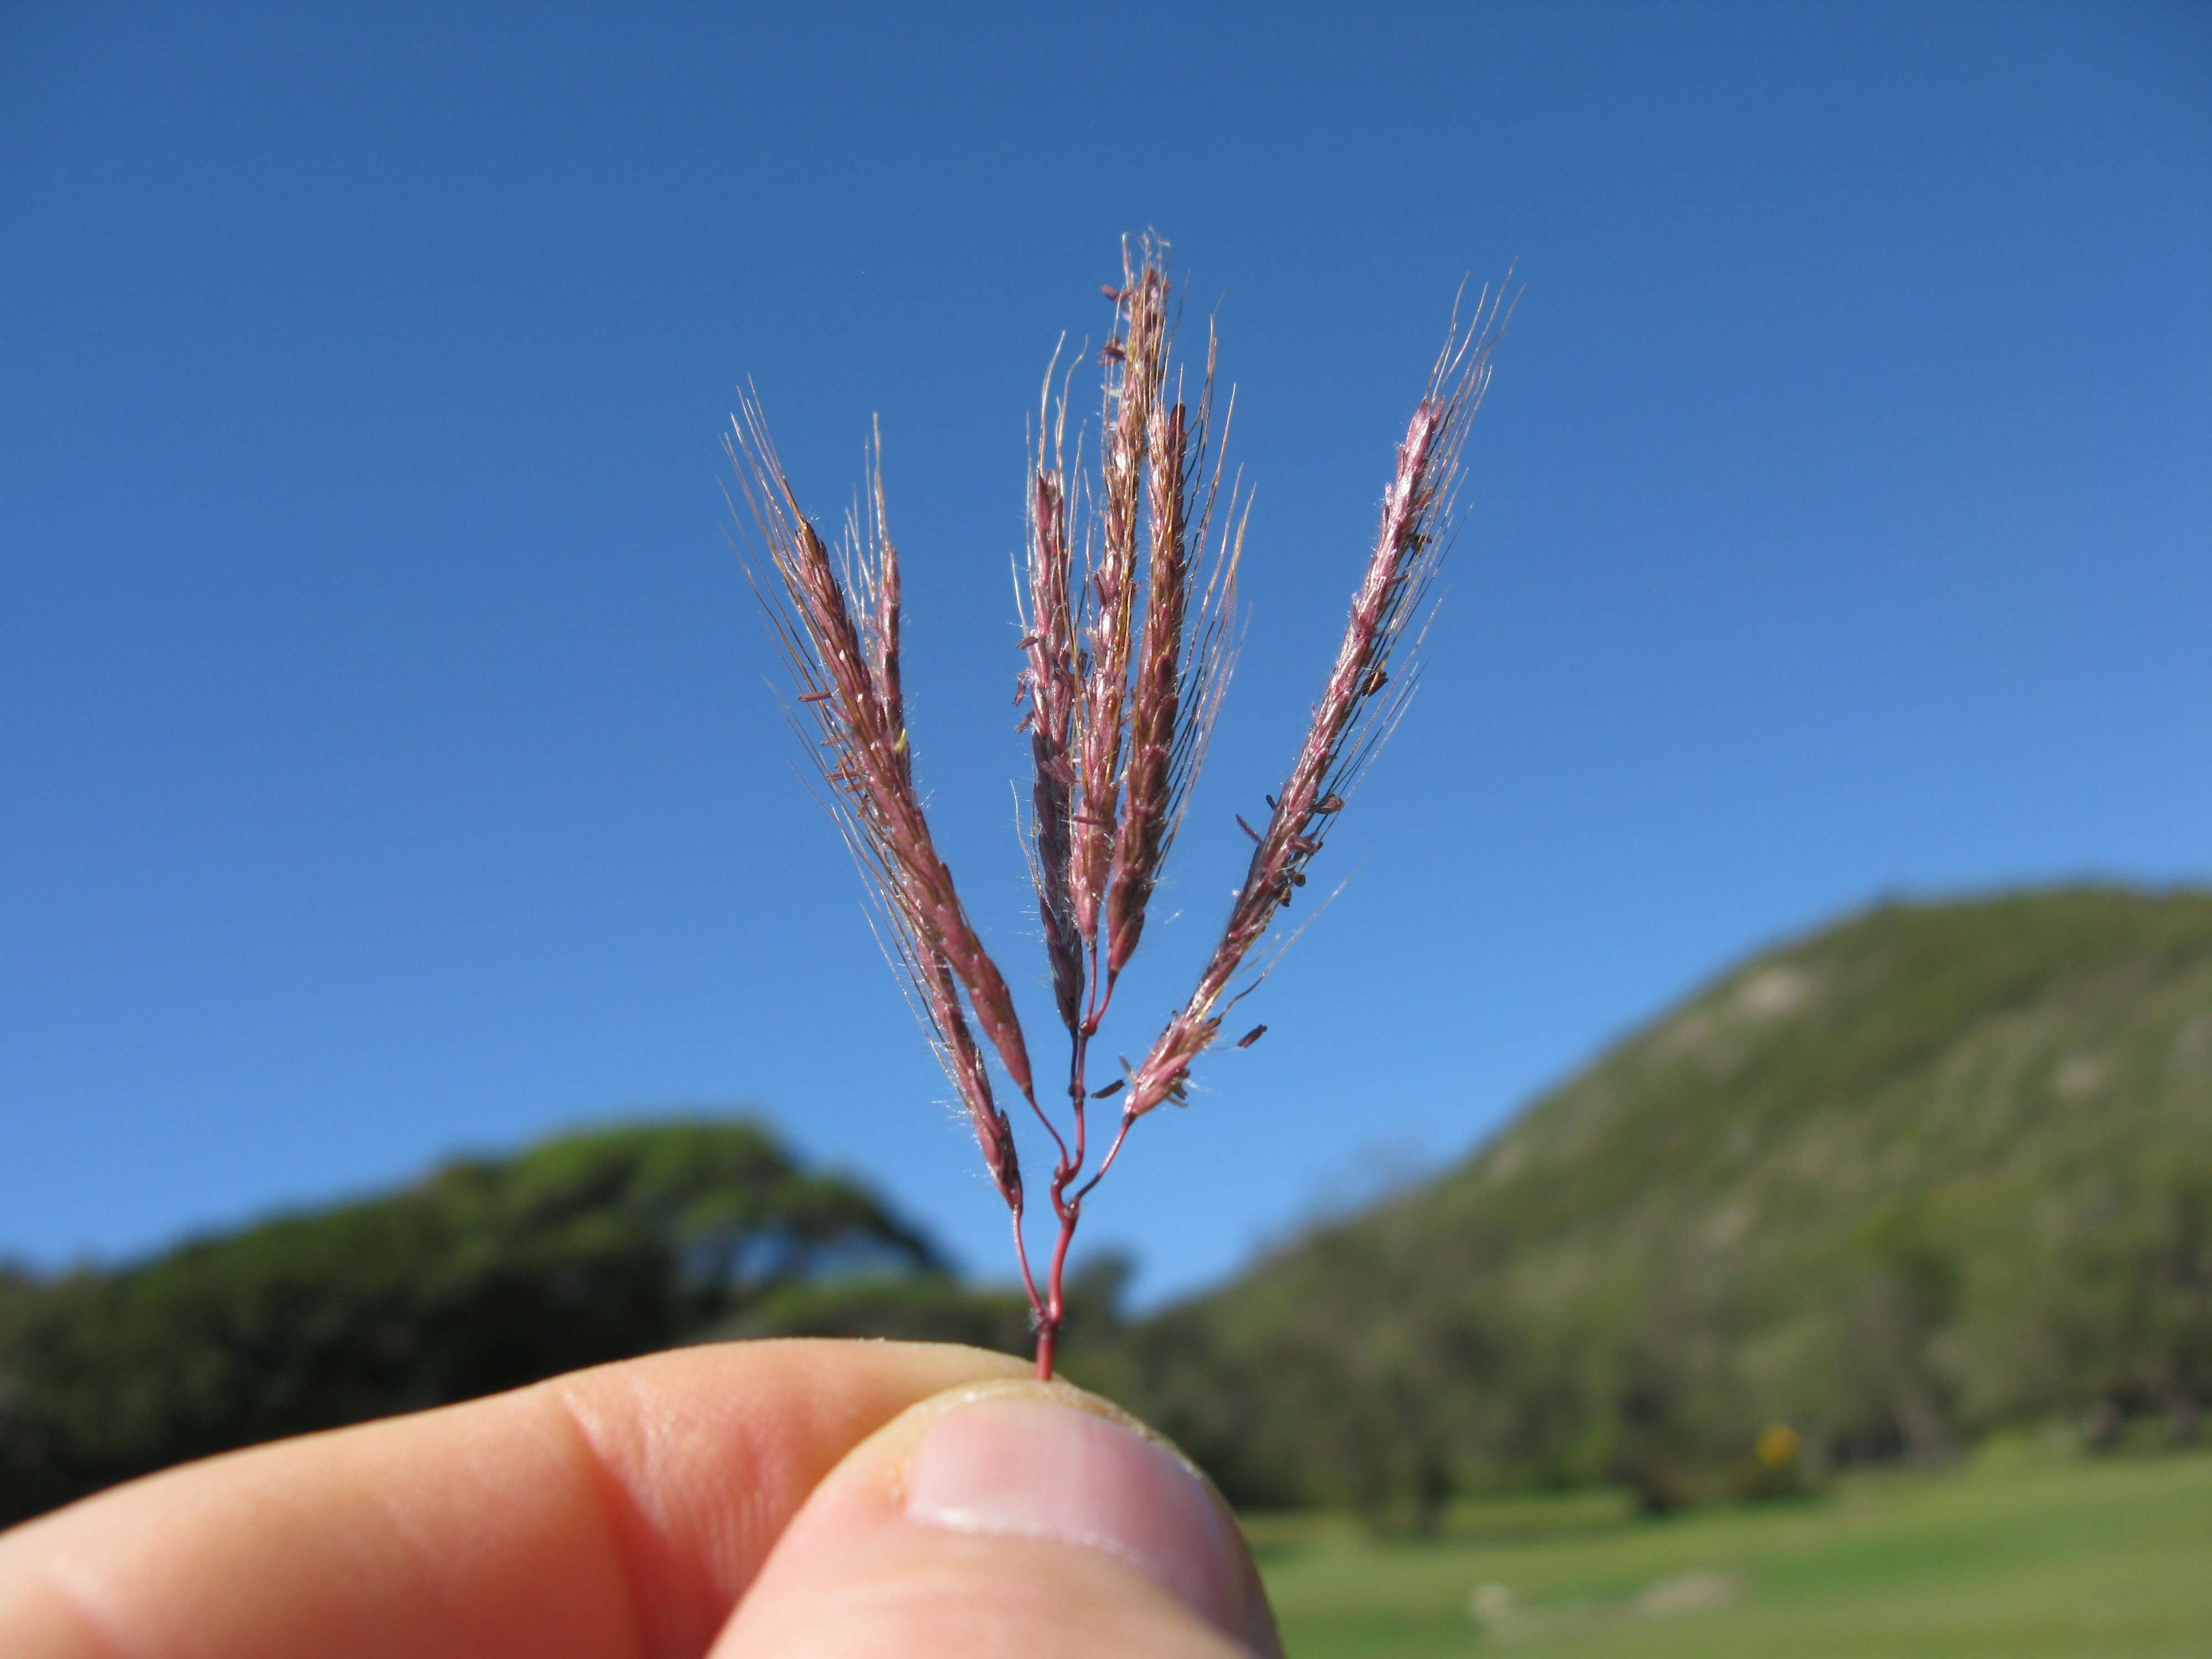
{"left": 731, "top": 237, "right": 1506, "bottom": 1379}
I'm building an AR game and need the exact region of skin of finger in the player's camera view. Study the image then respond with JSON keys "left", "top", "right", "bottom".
{"left": 0, "top": 1339, "right": 1026, "bottom": 1659}
{"left": 714, "top": 1378, "right": 1282, "bottom": 1659}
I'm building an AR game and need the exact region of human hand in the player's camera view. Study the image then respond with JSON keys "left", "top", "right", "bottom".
{"left": 0, "top": 1339, "right": 1281, "bottom": 1657}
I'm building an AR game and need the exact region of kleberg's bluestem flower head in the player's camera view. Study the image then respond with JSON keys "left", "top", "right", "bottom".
{"left": 731, "top": 236, "right": 1508, "bottom": 1379}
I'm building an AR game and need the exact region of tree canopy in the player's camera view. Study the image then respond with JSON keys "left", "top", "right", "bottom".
{"left": 0, "top": 1119, "right": 938, "bottom": 1524}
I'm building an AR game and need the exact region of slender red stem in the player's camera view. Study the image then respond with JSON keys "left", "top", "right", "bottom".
{"left": 1021, "top": 1084, "right": 1071, "bottom": 1173}
{"left": 1009, "top": 1206, "right": 1043, "bottom": 1324}
{"left": 1072, "top": 1111, "right": 1136, "bottom": 1206}
{"left": 1030, "top": 967, "right": 1138, "bottom": 1380}
{"left": 1067, "top": 1034, "right": 1089, "bottom": 1182}
{"left": 1035, "top": 1187, "right": 1083, "bottom": 1380}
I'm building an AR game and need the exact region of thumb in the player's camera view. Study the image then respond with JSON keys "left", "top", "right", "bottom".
{"left": 712, "top": 1377, "right": 1283, "bottom": 1658}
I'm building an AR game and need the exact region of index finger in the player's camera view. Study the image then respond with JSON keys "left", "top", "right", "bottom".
{"left": 0, "top": 1338, "right": 1026, "bottom": 1659}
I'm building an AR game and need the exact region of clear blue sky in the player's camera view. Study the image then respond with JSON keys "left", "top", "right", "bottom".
{"left": 3, "top": 3, "right": 2206, "bottom": 1305}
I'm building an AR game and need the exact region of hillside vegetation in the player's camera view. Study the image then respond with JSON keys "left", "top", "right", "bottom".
{"left": 1089, "top": 886, "right": 2212, "bottom": 1517}
{"left": 4, "top": 886, "right": 2206, "bottom": 1531}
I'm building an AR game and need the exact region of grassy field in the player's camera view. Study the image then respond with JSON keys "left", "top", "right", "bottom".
{"left": 1248, "top": 1445, "right": 2212, "bottom": 1657}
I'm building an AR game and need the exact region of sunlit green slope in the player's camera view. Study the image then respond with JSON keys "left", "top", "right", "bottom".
{"left": 1101, "top": 887, "right": 2212, "bottom": 1513}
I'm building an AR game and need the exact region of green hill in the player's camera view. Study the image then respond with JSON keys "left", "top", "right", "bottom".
{"left": 1093, "top": 886, "right": 2212, "bottom": 1519}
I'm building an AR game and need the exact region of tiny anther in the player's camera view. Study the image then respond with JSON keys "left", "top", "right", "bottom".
{"left": 1237, "top": 1025, "right": 1267, "bottom": 1048}
{"left": 1090, "top": 1078, "right": 1125, "bottom": 1098}
{"left": 799, "top": 690, "right": 832, "bottom": 703}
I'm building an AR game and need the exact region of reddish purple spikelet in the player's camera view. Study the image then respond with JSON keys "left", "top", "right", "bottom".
{"left": 1069, "top": 241, "right": 1168, "bottom": 954}
{"left": 727, "top": 409, "right": 1036, "bottom": 1180}
{"left": 1022, "top": 393, "right": 1086, "bottom": 1035}
{"left": 732, "top": 240, "right": 1507, "bottom": 1379}
{"left": 1123, "top": 300, "right": 1506, "bottom": 1121}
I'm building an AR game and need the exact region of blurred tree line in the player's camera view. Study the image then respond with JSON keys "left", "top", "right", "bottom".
{"left": 1088, "top": 1145, "right": 2212, "bottom": 1527}
{"left": 4, "top": 1121, "right": 2205, "bottom": 1532}
{"left": 0, "top": 1121, "right": 947, "bottom": 1525}
{"left": 4, "top": 890, "right": 2208, "bottom": 1532}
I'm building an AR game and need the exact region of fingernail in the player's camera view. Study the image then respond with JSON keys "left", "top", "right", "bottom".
{"left": 905, "top": 1393, "right": 1265, "bottom": 1650}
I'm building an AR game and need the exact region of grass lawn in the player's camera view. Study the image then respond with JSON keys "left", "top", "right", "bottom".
{"left": 1246, "top": 1445, "right": 2212, "bottom": 1657}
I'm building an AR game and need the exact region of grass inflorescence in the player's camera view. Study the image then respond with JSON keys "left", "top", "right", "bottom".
{"left": 731, "top": 235, "right": 1507, "bottom": 1376}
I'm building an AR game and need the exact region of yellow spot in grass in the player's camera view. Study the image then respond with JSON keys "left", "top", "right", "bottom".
{"left": 1757, "top": 1422, "right": 1800, "bottom": 1469}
